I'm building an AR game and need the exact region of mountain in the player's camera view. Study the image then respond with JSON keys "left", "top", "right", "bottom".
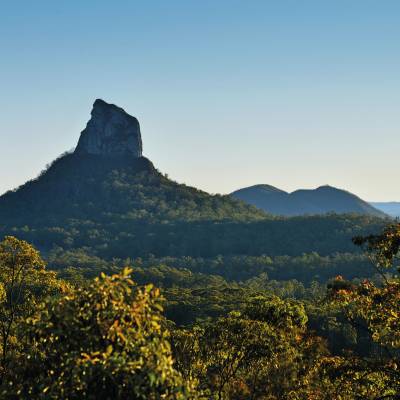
{"left": 231, "top": 184, "right": 386, "bottom": 217}
{"left": 0, "top": 100, "right": 386, "bottom": 265}
{"left": 0, "top": 99, "right": 270, "bottom": 248}
{"left": 0, "top": 99, "right": 267, "bottom": 225}
{"left": 370, "top": 202, "right": 400, "bottom": 218}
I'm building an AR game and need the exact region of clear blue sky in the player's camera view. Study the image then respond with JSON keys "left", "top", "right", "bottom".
{"left": 1, "top": 1, "right": 399, "bottom": 201}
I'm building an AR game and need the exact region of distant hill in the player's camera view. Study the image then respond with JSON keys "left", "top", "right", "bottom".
{"left": 231, "top": 184, "right": 386, "bottom": 217}
{"left": 370, "top": 202, "right": 400, "bottom": 218}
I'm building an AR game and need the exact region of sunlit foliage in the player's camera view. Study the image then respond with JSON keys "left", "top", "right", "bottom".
{"left": 321, "top": 223, "right": 400, "bottom": 399}
{"left": 3, "top": 268, "right": 194, "bottom": 399}
{"left": 0, "top": 236, "right": 67, "bottom": 376}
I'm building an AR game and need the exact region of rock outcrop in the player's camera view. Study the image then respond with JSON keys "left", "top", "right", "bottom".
{"left": 75, "top": 99, "right": 142, "bottom": 157}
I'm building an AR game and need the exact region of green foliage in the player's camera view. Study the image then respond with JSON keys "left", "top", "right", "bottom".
{"left": 0, "top": 236, "right": 66, "bottom": 376}
{"left": 172, "top": 296, "right": 327, "bottom": 399}
{"left": 0, "top": 180, "right": 397, "bottom": 400}
{"left": 3, "top": 268, "right": 194, "bottom": 399}
{"left": 52, "top": 251, "right": 381, "bottom": 291}
{"left": 321, "top": 223, "right": 400, "bottom": 398}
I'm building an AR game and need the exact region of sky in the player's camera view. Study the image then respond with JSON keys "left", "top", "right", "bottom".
{"left": 1, "top": 1, "right": 399, "bottom": 201}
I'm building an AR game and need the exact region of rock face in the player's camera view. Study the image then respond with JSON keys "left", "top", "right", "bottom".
{"left": 75, "top": 99, "right": 142, "bottom": 157}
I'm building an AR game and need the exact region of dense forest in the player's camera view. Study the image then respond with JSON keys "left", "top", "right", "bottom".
{"left": 0, "top": 223, "right": 399, "bottom": 399}
{"left": 0, "top": 150, "right": 399, "bottom": 398}
{"left": 0, "top": 152, "right": 389, "bottom": 284}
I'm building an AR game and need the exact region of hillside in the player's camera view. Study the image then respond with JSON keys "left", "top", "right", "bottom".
{"left": 0, "top": 152, "right": 265, "bottom": 227}
{"left": 231, "top": 184, "right": 386, "bottom": 217}
{"left": 0, "top": 99, "right": 266, "bottom": 228}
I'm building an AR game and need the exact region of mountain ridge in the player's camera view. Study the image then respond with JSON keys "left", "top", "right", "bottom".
{"left": 231, "top": 184, "right": 386, "bottom": 217}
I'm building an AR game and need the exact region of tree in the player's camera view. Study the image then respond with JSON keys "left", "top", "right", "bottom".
{"left": 172, "top": 295, "right": 327, "bottom": 399}
{"left": 3, "top": 267, "right": 195, "bottom": 399}
{"left": 0, "top": 236, "right": 66, "bottom": 376}
{"left": 322, "top": 224, "right": 400, "bottom": 399}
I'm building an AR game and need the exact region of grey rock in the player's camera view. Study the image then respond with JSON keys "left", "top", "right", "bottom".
{"left": 75, "top": 99, "right": 142, "bottom": 157}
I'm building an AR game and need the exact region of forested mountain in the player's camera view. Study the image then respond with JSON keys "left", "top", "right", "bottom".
{"left": 0, "top": 100, "right": 267, "bottom": 249}
{"left": 0, "top": 100, "right": 263, "bottom": 225}
{"left": 0, "top": 100, "right": 388, "bottom": 282}
{"left": 0, "top": 152, "right": 264, "bottom": 230}
{"left": 0, "top": 149, "right": 385, "bottom": 262}
{"left": 231, "top": 184, "right": 386, "bottom": 217}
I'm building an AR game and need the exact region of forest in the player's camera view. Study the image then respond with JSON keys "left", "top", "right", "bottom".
{"left": 0, "top": 151, "right": 398, "bottom": 399}
{"left": 0, "top": 152, "right": 388, "bottom": 283}
{"left": 0, "top": 151, "right": 399, "bottom": 398}
{"left": 0, "top": 222, "right": 399, "bottom": 399}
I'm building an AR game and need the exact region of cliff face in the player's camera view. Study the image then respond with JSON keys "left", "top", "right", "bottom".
{"left": 75, "top": 99, "right": 142, "bottom": 157}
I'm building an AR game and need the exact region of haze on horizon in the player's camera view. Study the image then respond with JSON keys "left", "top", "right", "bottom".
{"left": 1, "top": 1, "right": 399, "bottom": 202}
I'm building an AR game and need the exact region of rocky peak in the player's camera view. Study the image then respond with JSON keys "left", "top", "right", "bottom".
{"left": 75, "top": 99, "right": 143, "bottom": 157}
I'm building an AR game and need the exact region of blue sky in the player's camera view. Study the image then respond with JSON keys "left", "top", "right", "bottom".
{"left": 1, "top": 1, "right": 399, "bottom": 201}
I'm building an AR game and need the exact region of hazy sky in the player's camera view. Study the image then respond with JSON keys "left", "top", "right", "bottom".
{"left": 1, "top": 1, "right": 399, "bottom": 201}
